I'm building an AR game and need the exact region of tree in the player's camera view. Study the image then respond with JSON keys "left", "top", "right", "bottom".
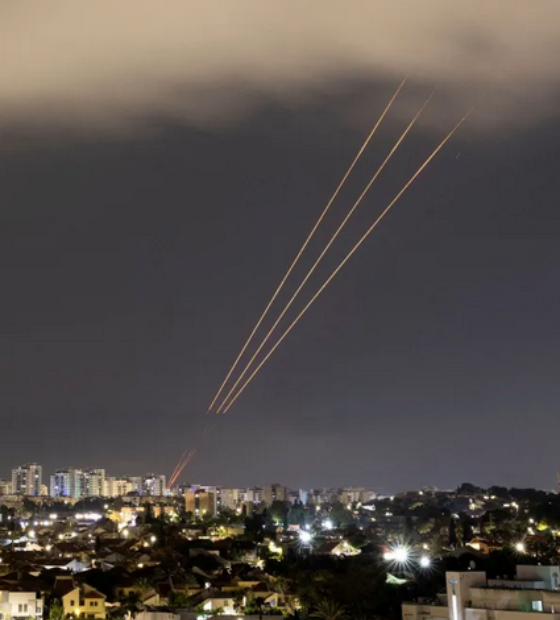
{"left": 134, "top": 577, "right": 154, "bottom": 600}
{"left": 169, "top": 591, "right": 190, "bottom": 608}
{"left": 457, "top": 483, "right": 483, "bottom": 495}
{"left": 119, "top": 591, "right": 142, "bottom": 618}
{"left": 269, "top": 501, "right": 289, "bottom": 527}
{"left": 244, "top": 513, "right": 265, "bottom": 541}
{"left": 49, "top": 603, "right": 64, "bottom": 620}
{"left": 311, "top": 600, "right": 347, "bottom": 620}
{"left": 404, "top": 516, "right": 416, "bottom": 541}
{"left": 288, "top": 501, "right": 306, "bottom": 527}
{"left": 270, "top": 576, "right": 293, "bottom": 613}
{"left": 254, "top": 596, "right": 266, "bottom": 620}
{"left": 448, "top": 518, "right": 458, "bottom": 548}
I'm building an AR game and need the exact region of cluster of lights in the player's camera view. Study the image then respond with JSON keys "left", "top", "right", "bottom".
{"left": 383, "top": 545, "right": 431, "bottom": 569}
{"left": 75, "top": 512, "right": 102, "bottom": 521}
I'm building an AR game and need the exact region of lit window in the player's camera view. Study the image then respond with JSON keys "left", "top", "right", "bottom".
{"left": 532, "top": 601, "right": 543, "bottom": 612}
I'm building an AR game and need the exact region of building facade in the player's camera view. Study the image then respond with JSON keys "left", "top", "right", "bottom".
{"left": 185, "top": 490, "right": 216, "bottom": 517}
{"left": 104, "top": 477, "right": 134, "bottom": 498}
{"left": 403, "top": 566, "right": 560, "bottom": 620}
{"left": 50, "top": 468, "right": 105, "bottom": 498}
{"left": 263, "top": 484, "right": 287, "bottom": 505}
{"left": 0, "top": 590, "right": 44, "bottom": 620}
{"left": 11, "top": 463, "right": 42, "bottom": 496}
{"left": 141, "top": 474, "right": 167, "bottom": 497}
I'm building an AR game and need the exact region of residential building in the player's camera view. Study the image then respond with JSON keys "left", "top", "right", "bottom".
{"left": 0, "top": 590, "right": 44, "bottom": 620}
{"left": 402, "top": 565, "right": 560, "bottom": 620}
{"left": 185, "top": 489, "right": 216, "bottom": 517}
{"left": 340, "top": 487, "right": 375, "bottom": 505}
{"left": 0, "top": 479, "right": 12, "bottom": 495}
{"left": 11, "top": 463, "right": 42, "bottom": 496}
{"left": 128, "top": 477, "right": 142, "bottom": 494}
{"left": 60, "top": 580, "right": 106, "bottom": 619}
{"left": 49, "top": 468, "right": 105, "bottom": 498}
{"left": 263, "top": 484, "right": 287, "bottom": 505}
{"left": 50, "top": 469, "right": 81, "bottom": 498}
{"left": 243, "top": 486, "right": 264, "bottom": 505}
{"left": 221, "top": 487, "right": 251, "bottom": 511}
{"left": 81, "top": 469, "right": 106, "bottom": 498}
{"left": 142, "top": 474, "right": 167, "bottom": 497}
{"left": 104, "top": 477, "right": 134, "bottom": 498}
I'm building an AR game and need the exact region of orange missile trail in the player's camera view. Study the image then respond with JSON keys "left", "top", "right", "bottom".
{"left": 169, "top": 447, "right": 191, "bottom": 484}
{"left": 223, "top": 107, "right": 475, "bottom": 413}
{"left": 215, "top": 91, "right": 435, "bottom": 414}
{"left": 169, "top": 448, "right": 197, "bottom": 487}
{"left": 168, "top": 449, "right": 196, "bottom": 488}
{"left": 168, "top": 449, "right": 192, "bottom": 488}
{"left": 206, "top": 77, "right": 407, "bottom": 413}
{"left": 167, "top": 422, "right": 218, "bottom": 488}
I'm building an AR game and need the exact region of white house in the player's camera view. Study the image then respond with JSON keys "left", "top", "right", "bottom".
{"left": 0, "top": 590, "right": 44, "bottom": 620}
{"left": 403, "top": 565, "right": 560, "bottom": 620}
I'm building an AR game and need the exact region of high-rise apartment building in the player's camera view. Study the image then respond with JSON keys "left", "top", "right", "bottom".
{"left": 50, "top": 469, "right": 79, "bottom": 498}
{"left": 12, "top": 464, "right": 42, "bottom": 496}
{"left": 141, "top": 474, "right": 167, "bottom": 497}
{"left": 50, "top": 468, "right": 105, "bottom": 498}
{"left": 221, "top": 487, "right": 245, "bottom": 511}
{"left": 81, "top": 469, "right": 105, "bottom": 498}
{"left": 185, "top": 489, "right": 216, "bottom": 517}
{"left": 128, "top": 477, "right": 142, "bottom": 495}
{"left": 104, "top": 477, "right": 134, "bottom": 498}
{"left": 263, "top": 484, "right": 287, "bottom": 505}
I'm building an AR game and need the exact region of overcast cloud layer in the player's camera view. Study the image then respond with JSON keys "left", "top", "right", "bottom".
{"left": 1, "top": 1, "right": 560, "bottom": 133}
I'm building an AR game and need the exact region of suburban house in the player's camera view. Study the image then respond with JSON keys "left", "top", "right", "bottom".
{"left": 60, "top": 581, "right": 107, "bottom": 619}
{"left": 403, "top": 565, "right": 560, "bottom": 620}
{"left": 314, "top": 540, "right": 361, "bottom": 556}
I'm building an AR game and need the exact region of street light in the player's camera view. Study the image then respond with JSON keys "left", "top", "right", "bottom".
{"left": 393, "top": 546, "right": 409, "bottom": 563}
{"left": 515, "top": 542, "right": 526, "bottom": 553}
{"left": 420, "top": 555, "right": 431, "bottom": 568}
{"left": 299, "top": 530, "right": 313, "bottom": 544}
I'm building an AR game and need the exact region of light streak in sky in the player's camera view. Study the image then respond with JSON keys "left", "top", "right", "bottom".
{"left": 206, "top": 77, "right": 407, "bottom": 412}
{"left": 168, "top": 449, "right": 196, "bottom": 488}
{"left": 215, "top": 90, "right": 435, "bottom": 414}
{"left": 167, "top": 423, "right": 216, "bottom": 488}
{"left": 169, "top": 447, "right": 191, "bottom": 484}
{"left": 223, "top": 106, "right": 476, "bottom": 413}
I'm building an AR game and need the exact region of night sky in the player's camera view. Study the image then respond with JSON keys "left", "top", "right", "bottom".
{"left": 1, "top": 3, "right": 560, "bottom": 491}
